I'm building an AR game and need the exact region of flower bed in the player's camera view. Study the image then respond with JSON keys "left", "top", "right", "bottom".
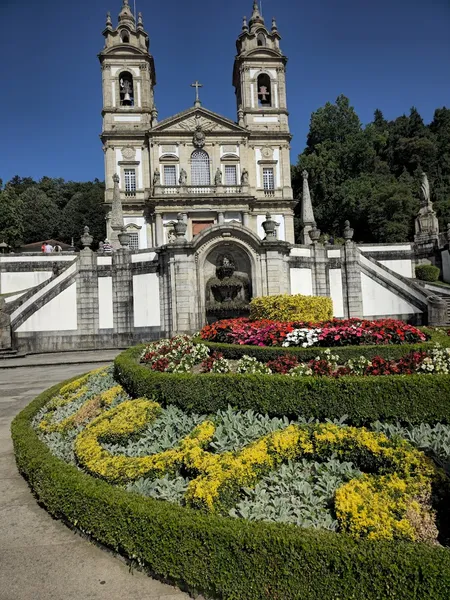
{"left": 200, "top": 317, "right": 428, "bottom": 348}
{"left": 140, "top": 336, "right": 450, "bottom": 378}
{"left": 12, "top": 367, "right": 450, "bottom": 598}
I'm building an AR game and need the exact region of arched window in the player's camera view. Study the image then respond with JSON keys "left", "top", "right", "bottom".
{"left": 121, "top": 31, "right": 130, "bottom": 43}
{"left": 119, "top": 71, "right": 134, "bottom": 106}
{"left": 257, "top": 33, "right": 266, "bottom": 47}
{"left": 191, "top": 150, "right": 211, "bottom": 186}
{"left": 257, "top": 73, "right": 271, "bottom": 107}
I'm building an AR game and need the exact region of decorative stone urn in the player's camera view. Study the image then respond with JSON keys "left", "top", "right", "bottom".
{"left": 308, "top": 222, "right": 321, "bottom": 244}
{"left": 81, "top": 226, "right": 93, "bottom": 249}
{"left": 262, "top": 213, "right": 279, "bottom": 239}
{"left": 118, "top": 228, "right": 131, "bottom": 248}
{"left": 173, "top": 214, "right": 188, "bottom": 240}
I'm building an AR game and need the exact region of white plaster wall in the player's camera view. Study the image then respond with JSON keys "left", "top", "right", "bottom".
{"left": 16, "top": 283, "right": 78, "bottom": 332}
{"left": 98, "top": 277, "right": 113, "bottom": 329}
{"left": 254, "top": 116, "right": 279, "bottom": 123}
{"left": 97, "top": 256, "right": 112, "bottom": 266}
{"left": 133, "top": 273, "right": 161, "bottom": 327}
{"left": 1, "top": 256, "right": 74, "bottom": 263}
{"left": 359, "top": 254, "right": 424, "bottom": 302}
{"left": 361, "top": 273, "right": 421, "bottom": 316}
{"left": 131, "top": 252, "right": 157, "bottom": 263}
{"left": 359, "top": 245, "right": 412, "bottom": 252}
{"left": 1, "top": 272, "right": 52, "bottom": 294}
{"left": 114, "top": 116, "right": 141, "bottom": 122}
{"left": 290, "top": 268, "right": 313, "bottom": 296}
{"left": 327, "top": 249, "right": 341, "bottom": 258}
{"left": 290, "top": 247, "right": 311, "bottom": 258}
{"left": 329, "top": 268, "right": 344, "bottom": 318}
{"left": 379, "top": 260, "right": 413, "bottom": 278}
{"left": 257, "top": 215, "right": 285, "bottom": 241}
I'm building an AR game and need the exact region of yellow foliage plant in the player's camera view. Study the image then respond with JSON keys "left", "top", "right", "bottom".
{"left": 249, "top": 294, "right": 333, "bottom": 322}
{"left": 69, "top": 393, "right": 439, "bottom": 541}
{"left": 39, "top": 384, "right": 125, "bottom": 434}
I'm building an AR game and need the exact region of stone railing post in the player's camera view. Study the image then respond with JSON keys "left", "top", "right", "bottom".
{"left": 427, "top": 295, "right": 447, "bottom": 326}
{"left": 76, "top": 248, "right": 99, "bottom": 335}
{"left": 112, "top": 248, "right": 134, "bottom": 340}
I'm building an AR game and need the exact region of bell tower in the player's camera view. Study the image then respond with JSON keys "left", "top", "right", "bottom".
{"left": 99, "top": 0, "right": 157, "bottom": 243}
{"left": 233, "top": 1, "right": 289, "bottom": 133}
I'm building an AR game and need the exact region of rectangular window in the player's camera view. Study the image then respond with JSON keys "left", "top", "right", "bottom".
{"left": 128, "top": 232, "right": 139, "bottom": 250}
{"left": 124, "top": 169, "right": 136, "bottom": 192}
{"left": 224, "top": 165, "right": 237, "bottom": 186}
{"left": 263, "top": 168, "right": 275, "bottom": 190}
{"left": 164, "top": 165, "right": 177, "bottom": 186}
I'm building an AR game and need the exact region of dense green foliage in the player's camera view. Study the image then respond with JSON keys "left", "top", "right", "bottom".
{"left": 292, "top": 97, "right": 450, "bottom": 242}
{"left": 114, "top": 345, "right": 450, "bottom": 425}
{"left": 0, "top": 176, "right": 107, "bottom": 248}
{"left": 416, "top": 264, "right": 441, "bottom": 282}
{"left": 12, "top": 379, "right": 450, "bottom": 599}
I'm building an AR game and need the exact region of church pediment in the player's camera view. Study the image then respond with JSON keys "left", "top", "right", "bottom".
{"left": 152, "top": 108, "right": 248, "bottom": 135}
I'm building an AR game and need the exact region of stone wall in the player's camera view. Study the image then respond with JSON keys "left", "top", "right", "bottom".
{"left": 2, "top": 229, "right": 438, "bottom": 353}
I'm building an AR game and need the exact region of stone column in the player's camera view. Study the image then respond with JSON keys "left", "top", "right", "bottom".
{"left": 76, "top": 248, "right": 100, "bottom": 334}
{"left": 218, "top": 212, "right": 225, "bottom": 225}
{"left": 112, "top": 248, "right": 134, "bottom": 341}
{"left": 243, "top": 211, "right": 250, "bottom": 228}
{"left": 155, "top": 213, "right": 164, "bottom": 247}
{"left": 263, "top": 242, "right": 291, "bottom": 296}
{"left": 341, "top": 242, "right": 363, "bottom": 318}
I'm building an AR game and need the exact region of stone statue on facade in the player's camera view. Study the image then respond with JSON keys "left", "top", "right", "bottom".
{"left": 415, "top": 172, "right": 439, "bottom": 243}
{"left": 153, "top": 168, "right": 160, "bottom": 186}
{"left": 179, "top": 168, "right": 187, "bottom": 186}
{"left": 214, "top": 168, "right": 222, "bottom": 186}
{"left": 241, "top": 168, "right": 249, "bottom": 185}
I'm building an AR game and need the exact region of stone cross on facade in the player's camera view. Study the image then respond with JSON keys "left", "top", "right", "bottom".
{"left": 191, "top": 81, "right": 203, "bottom": 107}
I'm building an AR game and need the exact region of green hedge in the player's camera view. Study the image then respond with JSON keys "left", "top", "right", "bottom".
{"left": 416, "top": 264, "right": 441, "bottom": 282}
{"left": 11, "top": 379, "right": 450, "bottom": 599}
{"left": 194, "top": 328, "right": 450, "bottom": 363}
{"left": 115, "top": 346, "right": 450, "bottom": 425}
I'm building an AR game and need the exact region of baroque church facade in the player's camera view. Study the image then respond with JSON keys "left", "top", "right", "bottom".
{"left": 0, "top": 0, "right": 444, "bottom": 356}
{"left": 100, "top": 0, "right": 296, "bottom": 250}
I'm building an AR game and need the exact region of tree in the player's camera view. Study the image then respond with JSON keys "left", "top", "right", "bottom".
{"left": 20, "top": 187, "right": 61, "bottom": 243}
{"left": 60, "top": 181, "right": 107, "bottom": 247}
{"left": 293, "top": 100, "right": 450, "bottom": 242}
{"left": 0, "top": 187, "right": 24, "bottom": 248}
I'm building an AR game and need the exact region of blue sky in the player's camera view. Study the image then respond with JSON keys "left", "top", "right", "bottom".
{"left": 1, "top": 0, "right": 449, "bottom": 184}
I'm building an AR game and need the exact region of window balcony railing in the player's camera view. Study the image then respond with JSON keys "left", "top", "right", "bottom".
{"left": 125, "top": 190, "right": 137, "bottom": 198}
{"left": 153, "top": 184, "right": 248, "bottom": 196}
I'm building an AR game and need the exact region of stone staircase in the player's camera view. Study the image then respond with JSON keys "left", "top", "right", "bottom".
{"left": 430, "top": 290, "right": 450, "bottom": 326}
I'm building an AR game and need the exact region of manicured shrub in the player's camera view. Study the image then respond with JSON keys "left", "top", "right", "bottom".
{"left": 115, "top": 346, "right": 450, "bottom": 425}
{"left": 416, "top": 264, "right": 440, "bottom": 282}
{"left": 249, "top": 294, "right": 333, "bottom": 322}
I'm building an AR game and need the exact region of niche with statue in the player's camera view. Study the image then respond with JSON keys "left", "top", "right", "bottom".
{"left": 204, "top": 248, "right": 251, "bottom": 322}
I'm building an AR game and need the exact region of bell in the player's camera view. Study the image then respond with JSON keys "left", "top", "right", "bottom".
{"left": 123, "top": 92, "right": 131, "bottom": 104}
